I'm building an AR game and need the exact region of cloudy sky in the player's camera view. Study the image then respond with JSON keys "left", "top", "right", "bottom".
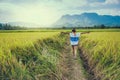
{"left": 0, "top": 0, "right": 120, "bottom": 26}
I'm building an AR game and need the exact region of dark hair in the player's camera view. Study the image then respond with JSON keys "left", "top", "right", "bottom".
{"left": 72, "top": 28, "right": 76, "bottom": 32}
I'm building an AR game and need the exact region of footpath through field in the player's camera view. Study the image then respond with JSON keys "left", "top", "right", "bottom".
{"left": 60, "top": 40, "right": 87, "bottom": 80}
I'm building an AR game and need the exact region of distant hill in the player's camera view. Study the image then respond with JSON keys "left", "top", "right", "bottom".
{"left": 7, "top": 22, "right": 41, "bottom": 27}
{"left": 53, "top": 13, "right": 120, "bottom": 27}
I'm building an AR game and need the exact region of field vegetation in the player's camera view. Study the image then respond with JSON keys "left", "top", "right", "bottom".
{"left": 0, "top": 29, "right": 120, "bottom": 80}
{"left": 80, "top": 32, "right": 120, "bottom": 80}
{"left": 0, "top": 31, "right": 66, "bottom": 80}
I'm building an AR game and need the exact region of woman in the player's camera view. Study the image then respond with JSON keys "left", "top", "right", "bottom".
{"left": 70, "top": 28, "right": 90, "bottom": 58}
{"left": 70, "top": 28, "right": 80, "bottom": 58}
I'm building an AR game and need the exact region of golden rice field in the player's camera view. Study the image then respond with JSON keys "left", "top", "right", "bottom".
{"left": 80, "top": 32, "right": 120, "bottom": 80}
{"left": 0, "top": 32, "right": 59, "bottom": 54}
{"left": 0, "top": 29, "right": 120, "bottom": 80}
{"left": 0, "top": 31, "right": 65, "bottom": 80}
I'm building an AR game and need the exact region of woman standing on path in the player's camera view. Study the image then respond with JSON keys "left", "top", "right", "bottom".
{"left": 70, "top": 28, "right": 89, "bottom": 58}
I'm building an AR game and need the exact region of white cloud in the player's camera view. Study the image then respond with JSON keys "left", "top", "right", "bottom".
{"left": 14, "top": 5, "right": 61, "bottom": 25}
{"left": 63, "top": 0, "right": 87, "bottom": 7}
{"left": 93, "top": 8, "right": 120, "bottom": 16}
{"left": 105, "top": 0, "right": 120, "bottom": 4}
{"left": 0, "top": 2, "right": 62, "bottom": 25}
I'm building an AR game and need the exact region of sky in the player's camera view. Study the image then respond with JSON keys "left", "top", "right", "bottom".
{"left": 0, "top": 0, "right": 120, "bottom": 26}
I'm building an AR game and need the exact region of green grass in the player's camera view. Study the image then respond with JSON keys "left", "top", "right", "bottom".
{"left": 0, "top": 32, "right": 59, "bottom": 54}
{"left": 0, "top": 28, "right": 120, "bottom": 33}
{"left": 80, "top": 32, "right": 120, "bottom": 80}
{"left": 0, "top": 31, "right": 67, "bottom": 80}
{"left": 0, "top": 29, "right": 120, "bottom": 80}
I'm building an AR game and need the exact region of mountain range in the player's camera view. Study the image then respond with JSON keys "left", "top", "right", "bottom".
{"left": 53, "top": 13, "right": 120, "bottom": 27}
{"left": 1, "top": 12, "right": 120, "bottom": 28}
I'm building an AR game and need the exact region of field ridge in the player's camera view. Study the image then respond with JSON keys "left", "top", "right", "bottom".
{"left": 60, "top": 37, "right": 87, "bottom": 80}
{"left": 78, "top": 47, "right": 98, "bottom": 80}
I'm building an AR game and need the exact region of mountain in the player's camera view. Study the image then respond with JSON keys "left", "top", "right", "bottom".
{"left": 53, "top": 13, "right": 120, "bottom": 27}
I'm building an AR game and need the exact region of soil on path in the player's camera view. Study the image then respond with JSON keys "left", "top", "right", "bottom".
{"left": 60, "top": 42, "right": 87, "bottom": 80}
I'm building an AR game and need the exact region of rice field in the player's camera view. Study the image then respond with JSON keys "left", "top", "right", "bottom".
{"left": 0, "top": 32, "right": 59, "bottom": 53}
{"left": 0, "top": 31, "right": 64, "bottom": 80}
{"left": 80, "top": 32, "right": 120, "bottom": 80}
{"left": 0, "top": 29, "right": 120, "bottom": 80}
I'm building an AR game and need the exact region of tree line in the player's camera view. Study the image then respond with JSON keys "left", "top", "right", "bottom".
{"left": 0, "top": 23, "right": 26, "bottom": 30}
{"left": 0, "top": 23, "right": 120, "bottom": 30}
{"left": 62, "top": 24, "right": 120, "bottom": 29}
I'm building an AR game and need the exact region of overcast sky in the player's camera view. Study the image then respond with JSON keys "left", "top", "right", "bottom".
{"left": 0, "top": 0, "right": 120, "bottom": 26}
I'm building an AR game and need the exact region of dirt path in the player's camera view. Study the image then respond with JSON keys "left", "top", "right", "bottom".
{"left": 61, "top": 42, "right": 87, "bottom": 80}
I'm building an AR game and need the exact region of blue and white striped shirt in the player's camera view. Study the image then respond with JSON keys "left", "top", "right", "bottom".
{"left": 70, "top": 32, "right": 80, "bottom": 45}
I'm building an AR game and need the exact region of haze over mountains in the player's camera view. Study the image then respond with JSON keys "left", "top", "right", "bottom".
{"left": 1, "top": 12, "right": 120, "bottom": 28}
{"left": 53, "top": 13, "right": 120, "bottom": 27}
{"left": 7, "top": 22, "right": 41, "bottom": 27}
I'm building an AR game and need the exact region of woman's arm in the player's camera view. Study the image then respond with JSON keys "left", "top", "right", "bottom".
{"left": 81, "top": 31, "right": 90, "bottom": 34}
{"left": 60, "top": 32, "right": 70, "bottom": 35}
